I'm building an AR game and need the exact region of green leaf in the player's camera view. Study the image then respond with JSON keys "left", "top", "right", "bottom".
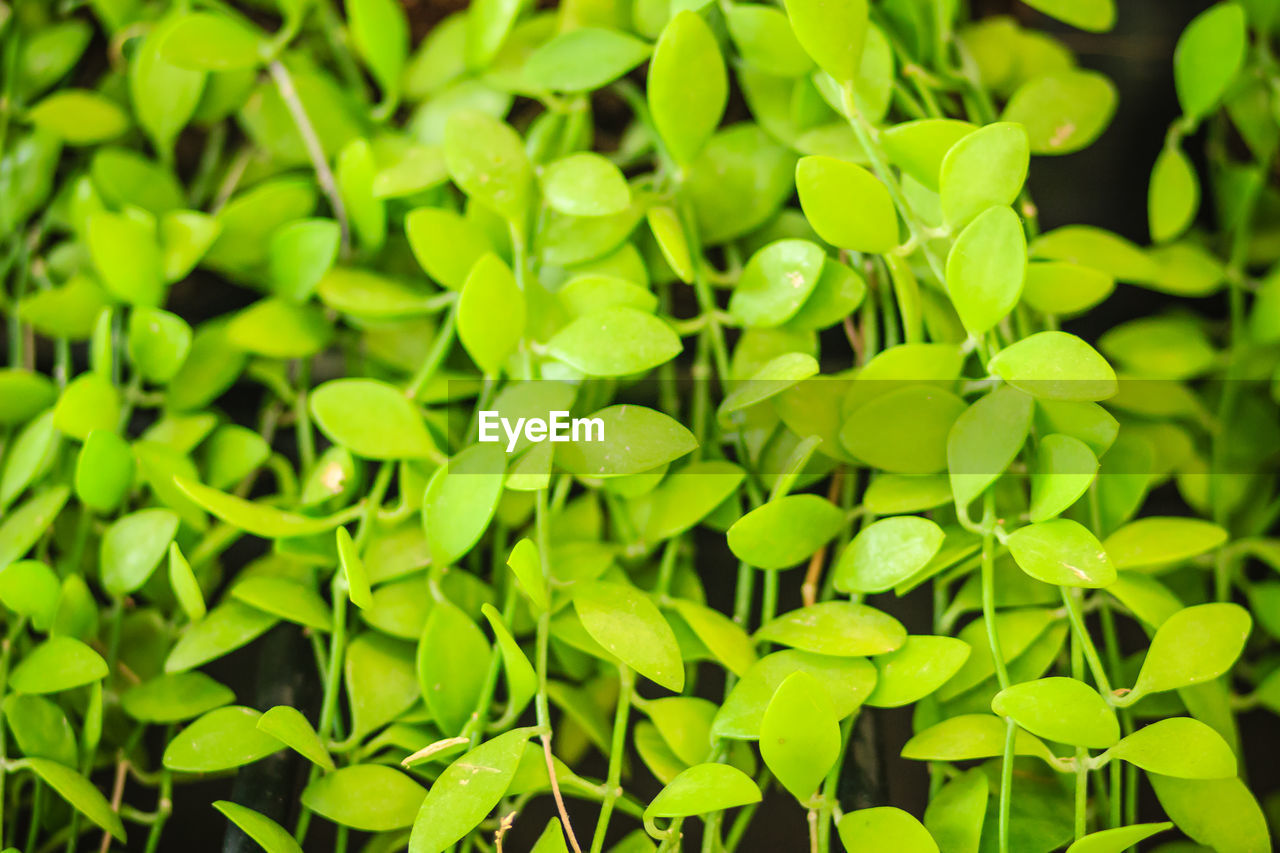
{"left": 202, "top": 424, "right": 270, "bottom": 490}
{"left": 348, "top": 0, "right": 408, "bottom": 106}
{"left": 833, "top": 516, "right": 945, "bottom": 594}
{"left": 231, "top": 575, "right": 332, "bottom": 630}
{"left": 713, "top": 650, "right": 874, "bottom": 739}
{"left": 3, "top": 694, "right": 77, "bottom": 766}
{"left": 547, "top": 306, "right": 680, "bottom": 377}
{"left": 1021, "top": 0, "right": 1114, "bottom": 31}
{"left": 542, "top": 153, "right": 631, "bottom": 217}
{"left": 159, "top": 13, "right": 263, "bottom": 70}
{"left": 648, "top": 11, "right": 727, "bottom": 166}
{"left": 11, "top": 637, "right": 107, "bottom": 694}
{"left": 0, "top": 561, "right": 59, "bottom": 630}
{"left": 408, "top": 728, "right": 533, "bottom": 853}
{"left": 165, "top": 602, "right": 277, "bottom": 672}
{"left": 130, "top": 14, "right": 205, "bottom": 154}
{"left": 939, "top": 122, "right": 1029, "bottom": 230}
{"left": 643, "top": 763, "right": 760, "bottom": 823}
{"left": 311, "top": 378, "right": 438, "bottom": 460}
{"left": 346, "top": 633, "right": 419, "bottom": 737}
{"left": 25, "top": 758, "right": 125, "bottom": 841}
{"left": 26, "top": 89, "right": 128, "bottom": 144}
{"left": 574, "top": 580, "right": 684, "bottom": 690}
{"left": 0, "top": 369, "right": 55, "bottom": 425}
{"left": 988, "top": 331, "right": 1117, "bottom": 401}
{"left": 760, "top": 671, "right": 840, "bottom": 803}
{"left": 1148, "top": 143, "right": 1199, "bottom": 243}
{"left": 481, "top": 604, "right": 537, "bottom": 721}
{"left": 727, "top": 494, "right": 843, "bottom": 570}
{"left": 336, "top": 527, "right": 373, "bottom": 610}
{"left": 754, "top": 602, "right": 905, "bottom": 656}
{"left": 643, "top": 697, "right": 717, "bottom": 765}
{"left": 883, "top": 119, "right": 976, "bottom": 192}
{"left": 992, "top": 676, "right": 1119, "bottom": 748}
{"left": 101, "top": 508, "right": 180, "bottom": 596}
{"left": 1174, "top": 2, "right": 1247, "bottom": 120}
{"left": 841, "top": 386, "right": 967, "bottom": 474}
{"left": 556, "top": 405, "right": 697, "bottom": 476}
{"left": 670, "top": 599, "right": 756, "bottom": 677}
{"left": 52, "top": 373, "right": 120, "bottom": 441}
{"left": 724, "top": 4, "right": 812, "bottom": 77}
{"left": 837, "top": 807, "right": 939, "bottom": 853}
{"left": 782, "top": 0, "right": 867, "bottom": 82}
{"left": 1128, "top": 603, "right": 1251, "bottom": 700}
{"left": 405, "top": 207, "right": 493, "bottom": 289}
{"left": 174, "top": 477, "right": 351, "bottom": 539}
{"left": 1006, "top": 519, "right": 1116, "bottom": 588}
{"left": 530, "top": 819, "right": 571, "bottom": 853}
{"left": 466, "top": 0, "right": 521, "bottom": 68}
{"left": 947, "top": 387, "right": 1033, "bottom": 510}
{"left": 418, "top": 600, "right": 490, "bottom": 735}
{"left": 1149, "top": 775, "right": 1269, "bottom": 853}
{"left": 1021, "top": 261, "right": 1115, "bottom": 316}
{"left": 1030, "top": 225, "right": 1159, "bottom": 284}
{"left": 0, "top": 487, "right": 69, "bottom": 568}
{"left": 729, "top": 239, "right": 826, "bottom": 327}
{"left": 258, "top": 705, "right": 334, "bottom": 771}
{"left": 1064, "top": 823, "right": 1172, "bottom": 853}
{"left": 944, "top": 205, "right": 1025, "bottom": 334}
{"left": 1103, "top": 517, "right": 1227, "bottom": 570}
{"left": 122, "top": 672, "right": 232, "bottom": 723}
{"left": 268, "top": 219, "right": 340, "bottom": 301}
{"left": 443, "top": 111, "right": 531, "bottom": 225}
{"left": 645, "top": 205, "right": 694, "bottom": 282}
{"left": 784, "top": 258, "right": 867, "bottom": 331}
{"left": 866, "top": 635, "right": 970, "bottom": 708}
{"left": 0, "top": 410, "right": 57, "bottom": 509}
{"left": 524, "top": 27, "right": 651, "bottom": 92}
{"left": 163, "top": 706, "right": 282, "bottom": 772}
{"left": 213, "top": 802, "right": 303, "bottom": 853}
{"left": 901, "top": 714, "right": 1057, "bottom": 766}
{"left": 87, "top": 211, "right": 163, "bottom": 306}
{"left": 796, "top": 155, "right": 897, "bottom": 253}
{"left": 1029, "top": 435, "right": 1097, "bottom": 521}
{"left": 317, "top": 269, "right": 440, "bottom": 321}
{"left": 302, "top": 764, "right": 425, "bottom": 831}
{"left": 1000, "top": 70, "right": 1117, "bottom": 155}
{"left": 459, "top": 254, "right": 525, "bottom": 374}
{"left": 423, "top": 443, "right": 506, "bottom": 566}
{"left": 1106, "top": 717, "right": 1235, "bottom": 779}
{"left": 924, "top": 769, "right": 987, "bottom": 853}
{"left": 640, "top": 461, "right": 745, "bottom": 542}
{"left": 506, "top": 538, "right": 549, "bottom": 611}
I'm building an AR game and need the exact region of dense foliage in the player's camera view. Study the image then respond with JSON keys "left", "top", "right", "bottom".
{"left": 0, "top": 0, "right": 1278, "bottom": 850}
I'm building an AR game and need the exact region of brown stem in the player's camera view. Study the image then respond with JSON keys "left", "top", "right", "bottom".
{"left": 268, "top": 60, "right": 351, "bottom": 257}
{"left": 801, "top": 468, "right": 846, "bottom": 607}
{"left": 542, "top": 732, "right": 584, "bottom": 853}
{"left": 99, "top": 758, "right": 128, "bottom": 853}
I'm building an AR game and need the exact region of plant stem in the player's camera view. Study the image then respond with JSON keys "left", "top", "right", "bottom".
{"left": 535, "top": 488, "right": 583, "bottom": 853}
{"left": 590, "top": 666, "right": 633, "bottom": 853}
{"left": 268, "top": 59, "right": 351, "bottom": 257}
{"left": 979, "top": 492, "right": 1012, "bottom": 853}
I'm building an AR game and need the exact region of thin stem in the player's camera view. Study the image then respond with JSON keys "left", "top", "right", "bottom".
{"left": 405, "top": 300, "right": 459, "bottom": 401}
{"left": 268, "top": 60, "right": 351, "bottom": 256}
{"left": 1060, "top": 588, "right": 1112, "bottom": 696}
{"left": 535, "top": 488, "right": 584, "bottom": 853}
{"left": 590, "top": 667, "right": 633, "bottom": 853}
{"left": 980, "top": 492, "right": 1012, "bottom": 853}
